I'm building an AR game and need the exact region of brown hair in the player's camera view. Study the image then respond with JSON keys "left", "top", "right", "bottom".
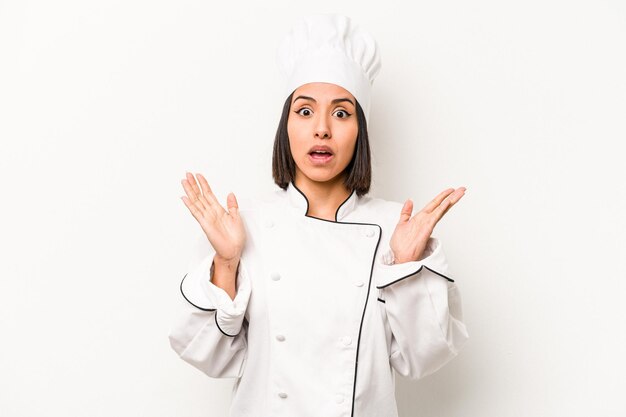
{"left": 271, "top": 91, "right": 372, "bottom": 197}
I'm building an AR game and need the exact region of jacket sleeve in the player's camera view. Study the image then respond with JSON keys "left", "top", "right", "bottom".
{"left": 168, "top": 235, "right": 251, "bottom": 379}
{"left": 374, "top": 236, "right": 469, "bottom": 380}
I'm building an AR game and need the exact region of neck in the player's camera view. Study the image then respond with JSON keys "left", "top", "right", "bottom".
{"left": 294, "top": 171, "right": 351, "bottom": 221}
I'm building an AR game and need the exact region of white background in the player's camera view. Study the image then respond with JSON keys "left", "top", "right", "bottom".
{"left": 1, "top": 1, "right": 625, "bottom": 416}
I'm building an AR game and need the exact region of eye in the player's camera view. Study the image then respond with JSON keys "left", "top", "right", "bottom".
{"left": 295, "top": 108, "right": 312, "bottom": 116}
{"left": 334, "top": 109, "right": 351, "bottom": 119}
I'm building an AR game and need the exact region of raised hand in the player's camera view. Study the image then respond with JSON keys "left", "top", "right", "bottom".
{"left": 389, "top": 187, "right": 466, "bottom": 264}
{"left": 180, "top": 172, "right": 246, "bottom": 265}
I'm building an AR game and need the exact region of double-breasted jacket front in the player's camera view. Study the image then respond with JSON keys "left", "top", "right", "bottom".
{"left": 168, "top": 180, "right": 469, "bottom": 417}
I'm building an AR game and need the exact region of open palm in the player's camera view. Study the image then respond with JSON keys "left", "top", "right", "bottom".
{"left": 390, "top": 187, "right": 466, "bottom": 264}
{"left": 180, "top": 172, "right": 246, "bottom": 263}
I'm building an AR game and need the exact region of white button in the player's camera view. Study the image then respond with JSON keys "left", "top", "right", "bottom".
{"left": 276, "top": 334, "right": 285, "bottom": 341}
{"left": 270, "top": 272, "right": 281, "bottom": 281}
{"left": 335, "top": 394, "right": 344, "bottom": 404}
{"left": 265, "top": 219, "right": 274, "bottom": 228}
{"left": 278, "top": 392, "right": 288, "bottom": 398}
{"left": 354, "top": 281, "right": 364, "bottom": 287}
{"left": 365, "top": 228, "right": 375, "bottom": 237}
{"left": 341, "top": 336, "right": 352, "bottom": 346}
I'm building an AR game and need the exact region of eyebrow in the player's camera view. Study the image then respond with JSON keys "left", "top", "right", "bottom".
{"left": 293, "top": 95, "right": 355, "bottom": 107}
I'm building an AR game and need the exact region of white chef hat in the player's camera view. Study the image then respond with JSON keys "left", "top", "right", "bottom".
{"left": 276, "top": 13, "right": 382, "bottom": 121}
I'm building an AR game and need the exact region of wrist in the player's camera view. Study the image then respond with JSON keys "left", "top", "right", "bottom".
{"left": 214, "top": 253, "right": 241, "bottom": 269}
{"left": 212, "top": 254, "right": 240, "bottom": 283}
{"left": 390, "top": 250, "right": 421, "bottom": 264}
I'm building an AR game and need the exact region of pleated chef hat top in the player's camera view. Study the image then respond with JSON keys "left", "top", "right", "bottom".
{"left": 276, "top": 13, "right": 382, "bottom": 121}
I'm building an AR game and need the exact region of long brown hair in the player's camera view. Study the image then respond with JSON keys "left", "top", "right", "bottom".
{"left": 271, "top": 91, "right": 372, "bottom": 197}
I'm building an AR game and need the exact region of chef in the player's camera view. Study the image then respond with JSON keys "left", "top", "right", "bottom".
{"left": 168, "top": 13, "right": 469, "bottom": 417}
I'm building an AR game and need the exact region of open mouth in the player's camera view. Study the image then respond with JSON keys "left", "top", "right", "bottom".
{"left": 308, "top": 150, "right": 334, "bottom": 164}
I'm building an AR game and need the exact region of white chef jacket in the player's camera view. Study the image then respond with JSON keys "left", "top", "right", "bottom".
{"left": 168, "top": 180, "right": 469, "bottom": 417}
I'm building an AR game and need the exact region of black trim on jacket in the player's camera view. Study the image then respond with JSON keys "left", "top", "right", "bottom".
{"left": 214, "top": 310, "right": 239, "bottom": 337}
{"left": 179, "top": 273, "right": 216, "bottom": 312}
{"left": 376, "top": 264, "right": 454, "bottom": 289}
{"left": 179, "top": 272, "right": 240, "bottom": 338}
{"left": 292, "top": 181, "right": 380, "bottom": 417}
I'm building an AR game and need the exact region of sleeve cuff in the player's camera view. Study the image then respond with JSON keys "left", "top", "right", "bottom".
{"left": 374, "top": 237, "right": 454, "bottom": 288}
{"left": 179, "top": 245, "right": 251, "bottom": 336}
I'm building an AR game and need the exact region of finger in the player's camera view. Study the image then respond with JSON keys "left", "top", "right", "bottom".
{"left": 189, "top": 173, "right": 224, "bottom": 215}
{"left": 398, "top": 199, "right": 413, "bottom": 223}
{"left": 195, "top": 173, "right": 222, "bottom": 210}
{"left": 226, "top": 192, "right": 239, "bottom": 217}
{"left": 442, "top": 187, "right": 466, "bottom": 216}
{"left": 421, "top": 187, "right": 456, "bottom": 213}
{"left": 185, "top": 171, "right": 202, "bottom": 197}
{"left": 180, "top": 195, "right": 204, "bottom": 221}
{"left": 434, "top": 187, "right": 466, "bottom": 219}
{"left": 181, "top": 178, "right": 207, "bottom": 212}
{"left": 182, "top": 172, "right": 202, "bottom": 202}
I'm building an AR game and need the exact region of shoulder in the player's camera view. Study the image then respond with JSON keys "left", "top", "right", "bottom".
{"left": 355, "top": 194, "right": 405, "bottom": 226}
{"left": 358, "top": 195, "right": 404, "bottom": 213}
{"left": 232, "top": 186, "right": 287, "bottom": 220}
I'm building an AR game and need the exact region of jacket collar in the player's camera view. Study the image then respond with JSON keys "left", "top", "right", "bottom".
{"left": 286, "top": 180, "right": 358, "bottom": 222}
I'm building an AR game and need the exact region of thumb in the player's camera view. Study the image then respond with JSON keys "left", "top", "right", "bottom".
{"left": 399, "top": 199, "right": 413, "bottom": 223}
{"left": 226, "top": 192, "right": 239, "bottom": 216}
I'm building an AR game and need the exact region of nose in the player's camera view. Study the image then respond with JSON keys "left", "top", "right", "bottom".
{"left": 314, "top": 114, "right": 331, "bottom": 139}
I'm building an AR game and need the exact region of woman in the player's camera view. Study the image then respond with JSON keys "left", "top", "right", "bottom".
{"left": 169, "top": 14, "right": 469, "bottom": 417}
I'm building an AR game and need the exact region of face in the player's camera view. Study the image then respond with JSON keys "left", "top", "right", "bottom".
{"left": 287, "top": 82, "right": 358, "bottom": 186}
